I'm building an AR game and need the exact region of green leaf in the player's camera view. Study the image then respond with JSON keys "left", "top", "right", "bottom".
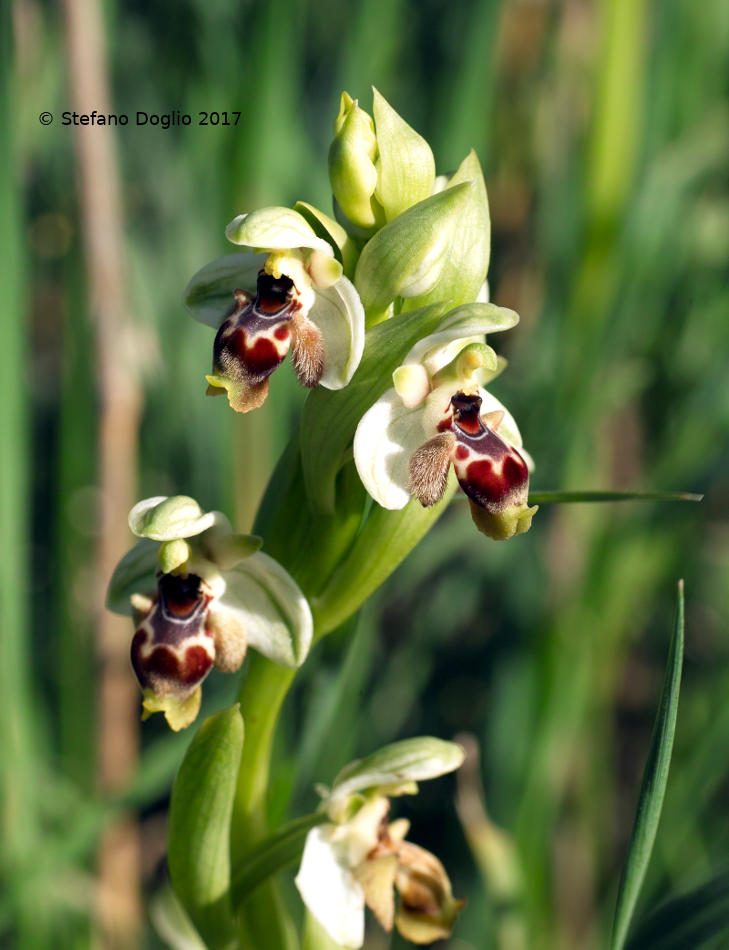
{"left": 528, "top": 490, "right": 704, "bottom": 504}
{"left": 329, "top": 736, "right": 465, "bottom": 804}
{"left": 611, "top": 581, "right": 685, "bottom": 950}
{"left": 625, "top": 867, "right": 729, "bottom": 950}
{"left": 168, "top": 705, "right": 244, "bottom": 950}
{"left": 300, "top": 303, "right": 447, "bottom": 513}
{"left": 231, "top": 813, "right": 327, "bottom": 909}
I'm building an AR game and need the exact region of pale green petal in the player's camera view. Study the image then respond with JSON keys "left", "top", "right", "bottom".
{"left": 184, "top": 252, "right": 267, "bottom": 328}
{"left": 353, "top": 388, "right": 425, "bottom": 510}
{"left": 106, "top": 538, "right": 159, "bottom": 615}
{"left": 295, "top": 827, "right": 365, "bottom": 949}
{"left": 217, "top": 553, "right": 313, "bottom": 667}
{"left": 225, "top": 207, "right": 335, "bottom": 258}
{"left": 309, "top": 277, "right": 365, "bottom": 389}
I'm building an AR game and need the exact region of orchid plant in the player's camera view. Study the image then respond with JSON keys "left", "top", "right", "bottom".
{"left": 106, "top": 88, "right": 692, "bottom": 950}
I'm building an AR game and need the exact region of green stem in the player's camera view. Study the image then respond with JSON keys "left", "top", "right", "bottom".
{"left": 231, "top": 655, "right": 297, "bottom": 950}
{"left": 232, "top": 655, "right": 296, "bottom": 862}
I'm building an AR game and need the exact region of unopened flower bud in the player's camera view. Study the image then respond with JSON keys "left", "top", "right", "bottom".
{"left": 329, "top": 92, "right": 384, "bottom": 232}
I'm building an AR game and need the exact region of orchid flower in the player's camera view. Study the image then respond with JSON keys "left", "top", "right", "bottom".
{"left": 106, "top": 495, "right": 313, "bottom": 730}
{"left": 185, "top": 206, "right": 365, "bottom": 412}
{"left": 295, "top": 738, "right": 466, "bottom": 948}
{"left": 353, "top": 303, "right": 538, "bottom": 540}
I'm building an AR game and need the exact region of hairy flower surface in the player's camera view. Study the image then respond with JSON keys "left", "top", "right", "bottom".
{"left": 295, "top": 738, "right": 465, "bottom": 948}
{"left": 353, "top": 304, "right": 537, "bottom": 539}
{"left": 185, "top": 206, "right": 365, "bottom": 412}
{"left": 107, "top": 495, "right": 313, "bottom": 729}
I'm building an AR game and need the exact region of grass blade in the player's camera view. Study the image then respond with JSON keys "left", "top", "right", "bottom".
{"left": 528, "top": 490, "right": 703, "bottom": 504}
{"left": 626, "top": 867, "right": 729, "bottom": 950}
{"left": 611, "top": 580, "right": 685, "bottom": 950}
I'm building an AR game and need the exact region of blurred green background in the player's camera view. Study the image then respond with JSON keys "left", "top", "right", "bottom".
{"left": 2, "top": 0, "right": 728, "bottom": 947}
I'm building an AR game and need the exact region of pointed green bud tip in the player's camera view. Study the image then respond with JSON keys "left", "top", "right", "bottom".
{"left": 468, "top": 500, "right": 538, "bottom": 541}
{"left": 329, "top": 91, "right": 383, "bottom": 231}
{"left": 158, "top": 539, "right": 191, "bottom": 574}
{"left": 129, "top": 496, "right": 216, "bottom": 542}
{"left": 372, "top": 87, "right": 435, "bottom": 221}
{"left": 141, "top": 687, "right": 202, "bottom": 731}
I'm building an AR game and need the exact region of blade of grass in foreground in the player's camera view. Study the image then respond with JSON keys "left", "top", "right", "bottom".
{"left": 528, "top": 490, "right": 703, "bottom": 504}
{"left": 610, "top": 580, "right": 685, "bottom": 950}
{"left": 626, "top": 867, "right": 729, "bottom": 950}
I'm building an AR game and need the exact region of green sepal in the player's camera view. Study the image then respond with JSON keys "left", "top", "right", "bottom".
{"left": 372, "top": 87, "right": 435, "bottom": 221}
{"left": 329, "top": 737, "right": 465, "bottom": 805}
{"left": 168, "top": 705, "right": 245, "bottom": 950}
{"left": 312, "top": 473, "right": 457, "bottom": 634}
{"left": 300, "top": 303, "right": 447, "bottom": 514}
{"left": 184, "top": 252, "right": 266, "bottom": 328}
{"left": 106, "top": 538, "right": 158, "bottom": 615}
{"left": 354, "top": 183, "right": 471, "bottom": 317}
{"left": 403, "top": 150, "right": 490, "bottom": 312}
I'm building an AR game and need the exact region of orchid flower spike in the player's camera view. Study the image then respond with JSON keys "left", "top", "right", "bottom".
{"left": 106, "top": 495, "right": 313, "bottom": 730}
{"left": 353, "top": 303, "right": 538, "bottom": 540}
{"left": 295, "top": 737, "right": 466, "bottom": 948}
{"left": 185, "top": 206, "right": 365, "bottom": 413}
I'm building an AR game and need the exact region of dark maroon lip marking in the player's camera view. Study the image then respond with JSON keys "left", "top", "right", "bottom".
{"left": 157, "top": 573, "right": 210, "bottom": 621}
{"left": 255, "top": 272, "right": 295, "bottom": 316}
{"left": 451, "top": 392, "right": 483, "bottom": 435}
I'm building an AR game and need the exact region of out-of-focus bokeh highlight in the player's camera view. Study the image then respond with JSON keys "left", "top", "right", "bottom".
{"left": 2, "top": 0, "right": 728, "bottom": 947}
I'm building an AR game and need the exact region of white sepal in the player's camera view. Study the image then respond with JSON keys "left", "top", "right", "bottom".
{"left": 353, "top": 388, "right": 425, "bottom": 510}
{"left": 217, "top": 552, "right": 313, "bottom": 668}
{"left": 295, "top": 827, "right": 365, "bottom": 949}
{"left": 309, "top": 276, "right": 365, "bottom": 389}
